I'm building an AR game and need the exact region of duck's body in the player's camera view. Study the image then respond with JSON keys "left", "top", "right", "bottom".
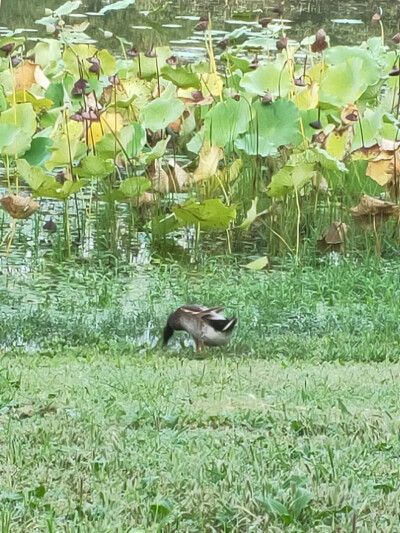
{"left": 163, "top": 305, "right": 237, "bottom": 351}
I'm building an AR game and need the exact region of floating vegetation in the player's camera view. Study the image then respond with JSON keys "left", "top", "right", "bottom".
{"left": 0, "top": 1, "right": 400, "bottom": 262}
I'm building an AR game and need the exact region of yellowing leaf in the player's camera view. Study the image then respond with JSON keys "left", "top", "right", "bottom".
{"left": 14, "top": 62, "right": 50, "bottom": 91}
{"left": 293, "top": 82, "right": 319, "bottom": 111}
{"left": 366, "top": 151, "right": 399, "bottom": 186}
{"left": 200, "top": 72, "right": 223, "bottom": 98}
{"left": 152, "top": 160, "right": 170, "bottom": 193}
{"left": 245, "top": 256, "right": 269, "bottom": 270}
{"left": 324, "top": 127, "right": 352, "bottom": 160}
{"left": 87, "top": 111, "right": 124, "bottom": 147}
{"left": 193, "top": 142, "right": 223, "bottom": 183}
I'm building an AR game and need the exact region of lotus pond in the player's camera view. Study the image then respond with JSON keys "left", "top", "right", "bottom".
{"left": 2, "top": 1, "right": 400, "bottom": 531}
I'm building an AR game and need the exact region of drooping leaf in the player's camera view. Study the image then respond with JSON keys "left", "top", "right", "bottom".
{"left": 235, "top": 100, "right": 301, "bottom": 157}
{"left": 161, "top": 65, "right": 201, "bottom": 89}
{"left": 241, "top": 198, "right": 258, "bottom": 230}
{"left": 106, "top": 177, "right": 151, "bottom": 202}
{"left": 74, "top": 155, "right": 114, "bottom": 178}
{"left": 143, "top": 137, "right": 169, "bottom": 163}
{"left": 192, "top": 143, "right": 223, "bottom": 183}
{"left": 268, "top": 162, "right": 314, "bottom": 197}
{"left": 17, "top": 159, "right": 86, "bottom": 199}
{"left": 172, "top": 199, "right": 236, "bottom": 229}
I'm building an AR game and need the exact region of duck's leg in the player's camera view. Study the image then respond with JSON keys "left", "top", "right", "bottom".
{"left": 195, "top": 339, "right": 205, "bottom": 352}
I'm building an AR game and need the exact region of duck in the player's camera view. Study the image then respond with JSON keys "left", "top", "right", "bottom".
{"left": 163, "top": 305, "right": 237, "bottom": 351}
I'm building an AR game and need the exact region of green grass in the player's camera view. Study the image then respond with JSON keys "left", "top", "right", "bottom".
{"left": 1, "top": 353, "right": 400, "bottom": 532}
{"left": 2, "top": 257, "right": 400, "bottom": 361}
{"left": 2, "top": 258, "right": 400, "bottom": 531}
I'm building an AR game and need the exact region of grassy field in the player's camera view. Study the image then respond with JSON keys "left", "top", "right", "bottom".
{"left": 2, "top": 258, "right": 400, "bottom": 531}
{"left": 1, "top": 353, "right": 400, "bottom": 532}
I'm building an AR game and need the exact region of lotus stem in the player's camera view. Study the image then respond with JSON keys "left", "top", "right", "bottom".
{"left": 295, "top": 187, "right": 301, "bottom": 259}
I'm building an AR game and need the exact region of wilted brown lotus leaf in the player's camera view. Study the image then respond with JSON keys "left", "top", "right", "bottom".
{"left": 151, "top": 159, "right": 170, "bottom": 193}
{"left": 312, "top": 171, "right": 329, "bottom": 193}
{"left": 366, "top": 151, "right": 399, "bottom": 186}
{"left": 192, "top": 142, "right": 223, "bottom": 183}
{"left": 317, "top": 221, "right": 347, "bottom": 252}
{"left": 13, "top": 61, "right": 50, "bottom": 91}
{"left": 351, "top": 143, "right": 380, "bottom": 162}
{"left": 167, "top": 118, "right": 182, "bottom": 134}
{"left": 1, "top": 194, "right": 40, "bottom": 219}
{"left": 130, "top": 192, "right": 157, "bottom": 207}
{"left": 351, "top": 194, "right": 399, "bottom": 229}
{"left": 341, "top": 103, "right": 358, "bottom": 125}
{"left": 167, "top": 159, "right": 190, "bottom": 192}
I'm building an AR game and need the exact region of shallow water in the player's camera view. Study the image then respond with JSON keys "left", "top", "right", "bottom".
{"left": 1, "top": 0, "right": 399, "bottom": 53}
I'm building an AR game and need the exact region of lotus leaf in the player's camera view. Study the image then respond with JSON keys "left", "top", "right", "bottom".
{"left": 173, "top": 199, "right": 236, "bottom": 229}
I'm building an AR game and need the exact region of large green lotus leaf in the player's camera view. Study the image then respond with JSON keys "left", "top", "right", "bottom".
{"left": 96, "top": 133, "right": 119, "bottom": 160}
{"left": 45, "top": 83, "right": 64, "bottom": 108}
{"left": 267, "top": 162, "right": 314, "bottom": 197}
{"left": 172, "top": 199, "right": 236, "bottom": 230}
{"left": 33, "top": 39, "right": 63, "bottom": 69}
{"left": 141, "top": 98, "right": 184, "bottom": 131}
{"left": 0, "top": 124, "right": 20, "bottom": 151}
{"left": 74, "top": 155, "right": 114, "bottom": 178}
{"left": 240, "top": 64, "right": 293, "bottom": 97}
{"left": 235, "top": 100, "right": 301, "bottom": 157}
{"left": 99, "top": 0, "right": 135, "bottom": 14}
{"left": 0, "top": 103, "right": 36, "bottom": 156}
{"left": 320, "top": 57, "right": 372, "bottom": 107}
{"left": 160, "top": 65, "right": 200, "bottom": 89}
{"left": 107, "top": 177, "right": 151, "bottom": 202}
{"left": 45, "top": 137, "right": 86, "bottom": 171}
{"left": 17, "top": 159, "right": 86, "bottom": 199}
{"left": 63, "top": 44, "right": 97, "bottom": 76}
{"left": 133, "top": 47, "right": 172, "bottom": 78}
{"left": 22, "top": 137, "right": 53, "bottom": 166}
{"left": 0, "top": 102, "right": 36, "bottom": 136}
{"left": 324, "top": 46, "right": 380, "bottom": 86}
{"left": 204, "top": 98, "right": 251, "bottom": 147}
{"left": 120, "top": 122, "right": 146, "bottom": 158}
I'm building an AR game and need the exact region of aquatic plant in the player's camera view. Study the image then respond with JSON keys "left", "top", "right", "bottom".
{"left": 0, "top": 1, "right": 399, "bottom": 260}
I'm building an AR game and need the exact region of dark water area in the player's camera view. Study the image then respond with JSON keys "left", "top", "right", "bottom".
{"left": 1, "top": 0, "right": 400, "bottom": 54}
